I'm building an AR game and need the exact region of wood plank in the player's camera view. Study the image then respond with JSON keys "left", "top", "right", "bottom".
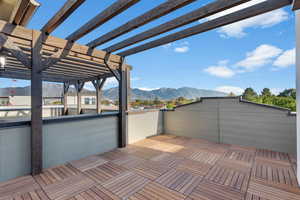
{"left": 10, "top": 0, "right": 40, "bottom": 26}
{"left": 66, "top": 0, "right": 140, "bottom": 42}
{"left": 104, "top": 0, "right": 251, "bottom": 52}
{"left": 31, "top": 30, "right": 43, "bottom": 175}
{"left": 118, "top": 0, "right": 292, "bottom": 56}
{"left": 0, "top": 33, "right": 31, "bottom": 68}
{"left": 41, "top": 0, "right": 86, "bottom": 34}
{"left": 87, "top": 0, "right": 197, "bottom": 48}
{"left": 293, "top": 0, "right": 300, "bottom": 10}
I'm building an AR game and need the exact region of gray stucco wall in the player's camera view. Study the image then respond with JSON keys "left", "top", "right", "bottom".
{"left": 164, "top": 98, "right": 296, "bottom": 154}
{"left": 0, "top": 116, "right": 118, "bottom": 182}
{"left": 164, "top": 99, "right": 219, "bottom": 142}
{"left": 0, "top": 125, "right": 31, "bottom": 182}
{"left": 128, "top": 110, "right": 163, "bottom": 144}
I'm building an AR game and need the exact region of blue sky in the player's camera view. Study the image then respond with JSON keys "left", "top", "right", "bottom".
{"left": 0, "top": 0, "right": 296, "bottom": 95}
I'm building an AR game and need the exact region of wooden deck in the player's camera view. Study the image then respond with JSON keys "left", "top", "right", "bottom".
{"left": 0, "top": 135, "right": 299, "bottom": 200}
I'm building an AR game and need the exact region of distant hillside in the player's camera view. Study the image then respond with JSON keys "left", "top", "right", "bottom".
{"left": 0, "top": 84, "right": 227, "bottom": 100}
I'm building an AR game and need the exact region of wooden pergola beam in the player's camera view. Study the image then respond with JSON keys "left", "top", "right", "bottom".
{"left": 66, "top": 0, "right": 140, "bottom": 42}
{"left": 63, "top": 82, "right": 70, "bottom": 115}
{"left": 10, "top": 0, "right": 40, "bottom": 26}
{"left": 92, "top": 78, "right": 106, "bottom": 114}
{"left": 293, "top": 0, "right": 300, "bottom": 10}
{"left": 104, "top": 0, "right": 251, "bottom": 53}
{"left": 41, "top": 0, "right": 86, "bottom": 34}
{"left": 118, "top": 0, "right": 292, "bottom": 57}
{"left": 0, "top": 33, "right": 31, "bottom": 67}
{"left": 87, "top": 0, "right": 197, "bottom": 48}
{"left": 75, "top": 81, "right": 85, "bottom": 114}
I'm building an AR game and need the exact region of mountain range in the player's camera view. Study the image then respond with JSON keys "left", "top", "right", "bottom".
{"left": 0, "top": 83, "right": 227, "bottom": 100}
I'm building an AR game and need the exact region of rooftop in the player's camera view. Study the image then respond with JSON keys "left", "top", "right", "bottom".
{"left": 0, "top": 134, "right": 299, "bottom": 200}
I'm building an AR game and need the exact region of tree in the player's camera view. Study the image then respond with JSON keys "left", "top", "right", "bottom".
{"left": 261, "top": 88, "right": 272, "bottom": 97}
{"left": 228, "top": 92, "right": 236, "bottom": 97}
{"left": 242, "top": 88, "right": 257, "bottom": 100}
{"left": 278, "top": 89, "right": 296, "bottom": 99}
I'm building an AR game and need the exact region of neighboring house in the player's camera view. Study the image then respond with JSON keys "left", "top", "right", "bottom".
{"left": 0, "top": 97, "right": 9, "bottom": 105}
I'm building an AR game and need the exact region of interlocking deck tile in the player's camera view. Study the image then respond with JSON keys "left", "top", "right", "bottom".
{"left": 112, "top": 155, "right": 145, "bottom": 169}
{"left": 176, "top": 159, "right": 212, "bottom": 177}
{"left": 84, "top": 162, "right": 128, "bottom": 183}
{"left": 252, "top": 159, "right": 299, "bottom": 189}
{"left": 189, "top": 150, "right": 223, "bottom": 165}
{"left": 155, "top": 169, "right": 202, "bottom": 195}
{"left": 42, "top": 174, "right": 94, "bottom": 200}
{"left": 0, "top": 189, "right": 50, "bottom": 200}
{"left": 100, "top": 150, "right": 129, "bottom": 161}
{"left": 189, "top": 180, "right": 245, "bottom": 200}
{"left": 245, "top": 193, "right": 270, "bottom": 200}
{"left": 34, "top": 164, "right": 80, "bottom": 187}
{"left": 69, "top": 155, "right": 108, "bottom": 172}
{"left": 205, "top": 159, "right": 251, "bottom": 192}
{"left": 133, "top": 160, "right": 170, "bottom": 180}
{"left": 130, "top": 147, "right": 163, "bottom": 160}
{"left": 150, "top": 153, "right": 184, "bottom": 168}
{"left": 0, "top": 176, "right": 41, "bottom": 199}
{"left": 145, "top": 141, "right": 184, "bottom": 153}
{"left": 65, "top": 185, "right": 120, "bottom": 200}
{"left": 224, "top": 149, "right": 254, "bottom": 165}
{"left": 229, "top": 144, "right": 256, "bottom": 154}
{"left": 247, "top": 179, "right": 300, "bottom": 200}
{"left": 102, "top": 172, "right": 150, "bottom": 200}
{"left": 128, "top": 182, "right": 186, "bottom": 200}
{"left": 255, "top": 149, "right": 290, "bottom": 163}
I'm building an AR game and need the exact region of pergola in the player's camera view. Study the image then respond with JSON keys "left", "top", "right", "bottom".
{"left": 0, "top": 0, "right": 298, "bottom": 176}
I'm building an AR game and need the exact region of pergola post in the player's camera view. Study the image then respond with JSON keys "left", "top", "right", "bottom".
{"left": 118, "top": 58, "right": 129, "bottom": 148}
{"left": 75, "top": 81, "right": 85, "bottom": 115}
{"left": 295, "top": 8, "right": 300, "bottom": 184}
{"left": 31, "top": 31, "right": 43, "bottom": 175}
{"left": 63, "top": 83, "right": 70, "bottom": 115}
{"left": 92, "top": 78, "right": 106, "bottom": 114}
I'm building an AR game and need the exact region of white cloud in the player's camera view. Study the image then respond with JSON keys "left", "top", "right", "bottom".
{"left": 236, "top": 44, "right": 282, "bottom": 71}
{"left": 215, "top": 86, "right": 244, "bottom": 95}
{"left": 206, "top": 0, "right": 288, "bottom": 38}
{"left": 138, "top": 88, "right": 159, "bottom": 91}
{"left": 270, "top": 88, "right": 284, "bottom": 95}
{"left": 204, "top": 60, "right": 235, "bottom": 78}
{"left": 162, "top": 43, "right": 172, "bottom": 49}
{"left": 174, "top": 46, "right": 189, "bottom": 53}
{"left": 273, "top": 48, "right": 295, "bottom": 68}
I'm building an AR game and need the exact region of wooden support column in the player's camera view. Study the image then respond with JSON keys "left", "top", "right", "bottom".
{"left": 75, "top": 81, "right": 84, "bottom": 115}
{"left": 31, "top": 30, "right": 43, "bottom": 175}
{"left": 92, "top": 78, "right": 106, "bottom": 114}
{"left": 63, "top": 82, "right": 70, "bottom": 115}
{"left": 118, "top": 58, "right": 128, "bottom": 148}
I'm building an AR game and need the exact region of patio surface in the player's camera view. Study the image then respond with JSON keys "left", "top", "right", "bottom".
{"left": 0, "top": 134, "right": 299, "bottom": 200}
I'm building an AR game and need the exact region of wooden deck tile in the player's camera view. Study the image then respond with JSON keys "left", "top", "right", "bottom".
{"left": 0, "top": 189, "right": 50, "bottom": 200}
{"left": 100, "top": 150, "right": 129, "bottom": 161}
{"left": 133, "top": 160, "right": 170, "bottom": 180}
{"left": 128, "top": 182, "right": 186, "bottom": 200}
{"left": 247, "top": 179, "right": 300, "bottom": 200}
{"left": 102, "top": 172, "right": 150, "bottom": 200}
{"left": 224, "top": 149, "right": 254, "bottom": 165}
{"left": 34, "top": 164, "right": 80, "bottom": 187}
{"left": 252, "top": 159, "right": 299, "bottom": 189}
{"left": 155, "top": 169, "right": 202, "bottom": 195}
{"left": 189, "top": 180, "right": 245, "bottom": 200}
{"left": 69, "top": 156, "right": 108, "bottom": 172}
{"left": 205, "top": 160, "right": 251, "bottom": 192}
{"left": 176, "top": 159, "right": 212, "bottom": 177}
{"left": 0, "top": 176, "right": 40, "bottom": 199}
{"left": 130, "top": 147, "right": 163, "bottom": 160}
{"left": 84, "top": 162, "right": 128, "bottom": 183}
{"left": 112, "top": 155, "right": 145, "bottom": 169}
{"left": 43, "top": 175, "right": 94, "bottom": 200}
{"left": 255, "top": 149, "right": 290, "bottom": 163}
{"left": 64, "top": 185, "right": 120, "bottom": 200}
{"left": 189, "top": 150, "right": 223, "bottom": 165}
{"left": 150, "top": 153, "right": 184, "bottom": 168}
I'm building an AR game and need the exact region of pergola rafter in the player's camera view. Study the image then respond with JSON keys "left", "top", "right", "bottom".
{"left": 0, "top": 0, "right": 296, "bottom": 176}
